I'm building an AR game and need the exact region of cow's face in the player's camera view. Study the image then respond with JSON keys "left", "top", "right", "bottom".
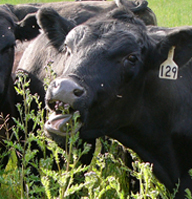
{"left": 45, "top": 9, "right": 149, "bottom": 139}
{"left": 44, "top": 8, "right": 192, "bottom": 141}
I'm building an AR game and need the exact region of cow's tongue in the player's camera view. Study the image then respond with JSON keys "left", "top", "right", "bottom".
{"left": 45, "top": 113, "right": 82, "bottom": 136}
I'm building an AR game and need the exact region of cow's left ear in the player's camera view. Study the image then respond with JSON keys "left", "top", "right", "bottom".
{"left": 156, "top": 26, "right": 192, "bottom": 67}
{"left": 15, "top": 13, "right": 40, "bottom": 41}
{"left": 37, "top": 7, "right": 75, "bottom": 50}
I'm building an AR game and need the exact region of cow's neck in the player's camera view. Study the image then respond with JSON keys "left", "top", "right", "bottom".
{"left": 112, "top": 122, "right": 180, "bottom": 192}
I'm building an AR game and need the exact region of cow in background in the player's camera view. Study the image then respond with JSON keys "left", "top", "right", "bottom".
{"left": 4, "top": 0, "right": 157, "bottom": 27}
{"left": 0, "top": 5, "right": 40, "bottom": 171}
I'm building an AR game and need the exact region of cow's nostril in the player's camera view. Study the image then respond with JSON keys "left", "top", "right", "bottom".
{"left": 73, "top": 88, "right": 84, "bottom": 97}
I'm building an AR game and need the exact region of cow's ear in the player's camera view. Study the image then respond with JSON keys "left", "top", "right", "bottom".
{"left": 109, "top": 8, "right": 146, "bottom": 28}
{"left": 15, "top": 13, "right": 40, "bottom": 41}
{"left": 37, "top": 7, "right": 75, "bottom": 50}
{"left": 156, "top": 26, "right": 192, "bottom": 68}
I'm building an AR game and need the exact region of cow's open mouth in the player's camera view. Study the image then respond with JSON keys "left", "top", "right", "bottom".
{"left": 44, "top": 100, "right": 82, "bottom": 136}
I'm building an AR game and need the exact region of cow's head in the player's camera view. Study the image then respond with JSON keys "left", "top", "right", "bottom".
{"left": 0, "top": 6, "right": 40, "bottom": 106}
{"left": 42, "top": 7, "right": 192, "bottom": 142}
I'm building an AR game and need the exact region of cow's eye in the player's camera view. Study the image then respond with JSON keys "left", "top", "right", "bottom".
{"left": 123, "top": 54, "right": 137, "bottom": 67}
{"left": 128, "top": 54, "right": 137, "bottom": 63}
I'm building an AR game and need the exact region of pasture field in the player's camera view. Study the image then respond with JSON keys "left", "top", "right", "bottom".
{"left": 149, "top": 0, "right": 192, "bottom": 27}
{"left": 0, "top": 0, "right": 192, "bottom": 198}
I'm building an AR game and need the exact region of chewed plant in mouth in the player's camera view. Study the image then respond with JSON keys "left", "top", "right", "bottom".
{"left": 45, "top": 102, "right": 82, "bottom": 137}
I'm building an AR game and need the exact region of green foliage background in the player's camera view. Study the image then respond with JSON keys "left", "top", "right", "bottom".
{"left": 149, "top": 0, "right": 192, "bottom": 27}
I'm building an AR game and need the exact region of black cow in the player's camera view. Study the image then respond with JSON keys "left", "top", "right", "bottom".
{"left": 33, "top": 7, "right": 192, "bottom": 198}
{"left": 0, "top": 6, "right": 40, "bottom": 171}
{"left": 0, "top": 0, "right": 156, "bottom": 171}
{"left": 13, "top": 0, "right": 154, "bottom": 194}
{"left": 16, "top": 3, "right": 157, "bottom": 189}
{"left": 0, "top": 4, "right": 40, "bottom": 71}
{"left": 4, "top": 0, "right": 157, "bottom": 27}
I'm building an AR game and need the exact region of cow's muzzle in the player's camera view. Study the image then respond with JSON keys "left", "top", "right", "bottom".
{"left": 44, "top": 77, "right": 85, "bottom": 136}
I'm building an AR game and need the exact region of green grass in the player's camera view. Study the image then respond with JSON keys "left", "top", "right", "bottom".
{"left": 148, "top": 0, "right": 192, "bottom": 27}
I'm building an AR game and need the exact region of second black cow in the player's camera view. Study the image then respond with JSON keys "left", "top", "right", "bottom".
{"left": 0, "top": 6, "right": 41, "bottom": 170}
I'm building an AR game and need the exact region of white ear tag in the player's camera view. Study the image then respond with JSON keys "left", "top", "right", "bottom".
{"left": 159, "top": 46, "right": 178, "bottom": 80}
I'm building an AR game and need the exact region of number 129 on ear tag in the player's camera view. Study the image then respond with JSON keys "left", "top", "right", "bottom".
{"left": 159, "top": 46, "right": 178, "bottom": 80}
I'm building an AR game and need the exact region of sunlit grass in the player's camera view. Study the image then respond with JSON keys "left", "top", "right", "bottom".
{"left": 149, "top": 0, "right": 192, "bottom": 27}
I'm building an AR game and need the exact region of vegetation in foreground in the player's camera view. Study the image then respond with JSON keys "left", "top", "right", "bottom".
{"left": 0, "top": 68, "right": 191, "bottom": 199}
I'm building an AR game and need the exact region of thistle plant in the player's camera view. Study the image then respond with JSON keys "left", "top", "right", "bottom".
{"left": 43, "top": 60, "right": 57, "bottom": 91}
{"left": 0, "top": 64, "right": 185, "bottom": 199}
